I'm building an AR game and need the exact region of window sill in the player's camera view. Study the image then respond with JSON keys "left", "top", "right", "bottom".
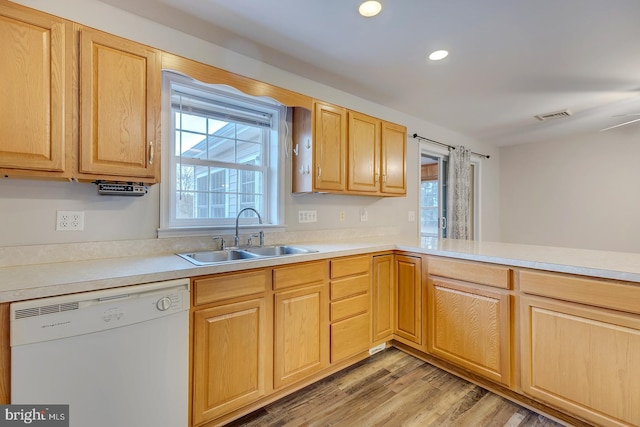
{"left": 157, "top": 224, "right": 286, "bottom": 239}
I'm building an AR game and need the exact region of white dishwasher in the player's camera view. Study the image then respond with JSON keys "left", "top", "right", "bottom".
{"left": 10, "top": 278, "right": 190, "bottom": 427}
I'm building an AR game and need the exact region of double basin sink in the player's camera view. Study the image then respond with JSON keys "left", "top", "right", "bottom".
{"left": 177, "top": 245, "right": 318, "bottom": 266}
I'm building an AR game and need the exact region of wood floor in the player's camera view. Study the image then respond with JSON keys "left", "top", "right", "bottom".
{"left": 226, "top": 348, "right": 566, "bottom": 427}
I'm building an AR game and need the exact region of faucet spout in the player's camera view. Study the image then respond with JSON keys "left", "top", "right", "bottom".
{"left": 235, "top": 208, "right": 263, "bottom": 247}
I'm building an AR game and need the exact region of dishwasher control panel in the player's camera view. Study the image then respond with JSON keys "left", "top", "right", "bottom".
{"left": 10, "top": 279, "right": 190, "bottom": 347}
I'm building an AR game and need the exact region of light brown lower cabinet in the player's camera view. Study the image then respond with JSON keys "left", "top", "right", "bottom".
{"left": 394, "top": 254, "right": 424, "bottom": 348}
{"left": 273, "top": 283, "right": 328, "bottom": 389}
{"left": 521, "top": 295, "right": 640, "bottom": 427}
{"left": 372, "top": 254, "right": 394, "bottom": 343}
{"left": 329, "top": 255, "right": 371, "bottom": 363}
{"left": 192, "top": 298, "right": 268, "bottom": 425}
{"left": 427, "top": 277, "right": 512, "bottom": 386}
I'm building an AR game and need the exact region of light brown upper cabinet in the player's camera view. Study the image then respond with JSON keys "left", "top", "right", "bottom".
{"left": 348, "top": 113, "right": 407, "bottom": 196}
{"left": 293, "top": 102, "right": 406, "bottom": 196}
{"left": 313, "top": 101, "right": 348, "bottom": 192}
{"left": 0, "top": 3, "right": 70, "bottom": 176}
{"left": 78, "top": 28, "right": 161, "bottom": 182}
{"left": 348, "top": 111, "right": 380, "bottom": 193}
{"left": 380, "top": 121, "right": 407, "bottom": 195}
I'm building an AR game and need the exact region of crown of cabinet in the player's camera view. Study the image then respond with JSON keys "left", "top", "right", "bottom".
{"left": 292, "top": 101, "right": 406, "bottom": 196}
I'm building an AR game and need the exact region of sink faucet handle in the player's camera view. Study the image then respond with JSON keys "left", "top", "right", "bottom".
{"left": 247, "top": 231, "right": 264, "bottom": 247}
{"left": 212, "top": 236, "right": 225, "bottom": 250}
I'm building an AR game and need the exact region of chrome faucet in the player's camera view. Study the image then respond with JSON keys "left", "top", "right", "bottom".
{"left": 234, "top": 208, "right": 264, "bottom": 247}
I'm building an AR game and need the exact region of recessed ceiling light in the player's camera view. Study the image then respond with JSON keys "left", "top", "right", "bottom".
{"left": 428, "top": 50, "right": 449, "bottom": 61}
{"left": 359, "top": 1, "right": 382, "bottom": 17}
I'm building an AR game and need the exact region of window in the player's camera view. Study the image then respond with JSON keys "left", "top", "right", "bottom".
{"left": 160, "top": 72, "right": 285, "bottom": 236}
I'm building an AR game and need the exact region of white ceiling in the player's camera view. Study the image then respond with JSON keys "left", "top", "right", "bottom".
{"left": 101, "top": 0, "right": 640, "bottom": 147}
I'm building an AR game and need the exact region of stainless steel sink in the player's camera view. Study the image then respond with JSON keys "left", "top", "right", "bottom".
{"left": 243, "top": 245, "right": 318, "bottom": 256}
{"left": 176, "top": 245, "right": 318, "bottom": 266}
{"left": 176, "top": 249, "right": 262, "bottom": 266}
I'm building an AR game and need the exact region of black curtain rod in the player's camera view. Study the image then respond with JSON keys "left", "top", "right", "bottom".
{"left": 412, "top": 133, "right": 490, "bottom": 159}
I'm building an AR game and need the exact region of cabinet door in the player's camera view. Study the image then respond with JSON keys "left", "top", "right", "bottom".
{"left": 372, "top": 254, "right": 394, "bottom": 342}
{"left": 521, "top": 296, "right": 640, "bottom": 427}
{"left": 347, "top": 111, "right": 380, "bottom": 193}
{"left": 274, "top": 284, "right": 328, "bottom": 388}
{"left": 79, "top": 28, "right": 160, "bottom": 180}
{"left": 313, "top": 101, "right": 346, "bottom": 191}
{"left": 394, "top": 255, "right": 422, "bottom": 345}
{"left": 192, "top": 298, "right": 267, "bottom": 425}
{"left": 0, "top": 5, "right": 68, "bottom": 172}
{"left": 428, "top": 277, "right": 511, "bottom": 386}
{"left": 380, "top": 121, "right": 406, "bottom": 195}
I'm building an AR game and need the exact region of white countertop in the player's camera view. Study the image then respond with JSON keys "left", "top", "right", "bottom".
{"left": 2, "top": 238, "right": 640, "bottom": 303}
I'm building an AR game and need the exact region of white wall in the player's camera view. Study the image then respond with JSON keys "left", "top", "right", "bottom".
{"left": 1, "top": 0, "right": 501, "bottom": 247}
{"left": 500, "top": 124, "right": 640, "bottom": 252}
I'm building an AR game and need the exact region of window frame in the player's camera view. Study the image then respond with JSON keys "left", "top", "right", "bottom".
{"left": 159, "top": 72, "right": 286, "bottom": 237}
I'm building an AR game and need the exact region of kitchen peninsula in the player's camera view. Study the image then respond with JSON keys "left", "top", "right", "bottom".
{"left": 2, "top": 237, "right": 640, "bottom": 427}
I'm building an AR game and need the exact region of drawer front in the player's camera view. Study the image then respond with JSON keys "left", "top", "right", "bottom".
{"left": 519, "top": 270, "right": 640, "bottom": 315}
{"left": 331, "top": 274, "right": 370, "bottom": 300}
{"left": 330, "top": 293, "right": 369, "bottom": 322}
{"left": 331, "top": 255, "right": 371, "bottom": 279}
{"left": 193, "top": 270, "right": 268, "bottom": 306}
{"left": 273, "top": 261, "right": 326, "bottom": 290}
{"left": 428, "top": 256, "right": 511, "bottom": 289}
{"left": 330, "top": 312, "right": 370, "bottom": 362}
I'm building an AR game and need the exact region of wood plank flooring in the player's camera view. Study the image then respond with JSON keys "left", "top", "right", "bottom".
{"left": 226, "top": 348, "right": 566, "bottom": 427}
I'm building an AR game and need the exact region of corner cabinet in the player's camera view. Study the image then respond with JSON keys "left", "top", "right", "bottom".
{"left": 0, "top": 3, "right": 70, "bottom": 175}
{"left": 293, "top": 102, "right": 406, "bottom": 196}
{"left": 394, "top": 254, "right": 425, "bottom": 349}
{"left": 78, "top": 28, "right": 161, "bottom": 182}
{"left": 372, "top": 254, "right": 395, "bottom": 343}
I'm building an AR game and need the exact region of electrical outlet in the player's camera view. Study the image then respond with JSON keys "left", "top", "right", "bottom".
{"left": 56, "top": 211, "right": 84, "bottom": 231}
{"left": 408, "top": 211, "right": 416, "bottom": 222}
{"left": 360, "top": 208, "right": 368, "bottom": 222}
{"left": 339, "top": 211, "right": 345, "bottom": 222}
{"left": 298, "top": 210, "right": 317, "bottom": 223}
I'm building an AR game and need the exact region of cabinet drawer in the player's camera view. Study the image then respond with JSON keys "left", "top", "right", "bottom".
{"left": 330, "top": 274, "right": 369, "bottom": 300}
{"left": 330, "top": 293, "right": 369, "bottom": 322}
{"left": 428, "top": 257, "right": 511, "bottom": 289}
{"left": 331, "top": 255, "right": 370, "bottom": 279}
{"left": 193, "top": 270, "right": 268, "bottom": 305}
{"left": 519, "top": 270, "right": 640, "bottom": 315}
{"left": 273, "top": 261, "right": 326, "bottom": 290}
{"left": 330, "top": 312, "right": 370, "bottom": 362}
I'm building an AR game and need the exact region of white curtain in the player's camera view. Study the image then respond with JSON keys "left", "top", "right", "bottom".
{"left": 447, "top": 145, "right": 471, "bottom": 239}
